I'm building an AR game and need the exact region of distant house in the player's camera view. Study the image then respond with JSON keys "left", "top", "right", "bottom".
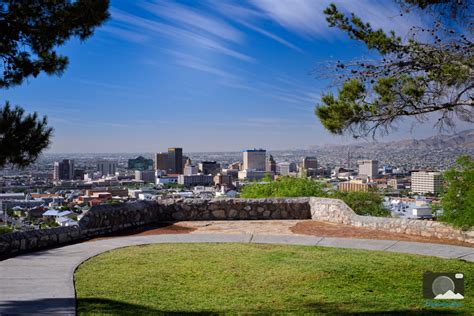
{"left": 42, "top": 210, "right": 74, "bottom": 219}
{"left": 56, "top": 216, "right": 78, "bottom": 227}
{"left": 26, "top": 206, "right": 47, "bottom": 219}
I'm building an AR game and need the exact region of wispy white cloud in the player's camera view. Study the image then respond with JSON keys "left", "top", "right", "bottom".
{"left": 211, "top": 2, "right": 303, "bottom": 52}
{"left": 142, "top": 1, "right": 244, "bottom": 44}
{"left": 248, "top": 0, "right": 428, "bottom": 39}
{"left": 110, "top": 8, "right": 254, "bottom": 62}
{"left": 249, "top": 0, "right": 330, "bottom": 38}
{"left": 100, "top": 25, "right": 149, "bottom": 43}
{"left": 161, "top": 50, "right": 258, "bottom": 91}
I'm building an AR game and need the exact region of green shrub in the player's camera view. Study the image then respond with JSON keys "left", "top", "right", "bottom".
{"left": 0, "top": 226, "right": 13, "bottom": 235}
{"left": 240, "top": 177, "right": 327, "bottom": 198}
{"left": 240, "top": 177, "right": 390, "bottom": 217}
{"left": 333, "top": 191, "right": 390, "bottom": 217}
{"left": 439, "top": 155, "right": 474, "bottom": 229}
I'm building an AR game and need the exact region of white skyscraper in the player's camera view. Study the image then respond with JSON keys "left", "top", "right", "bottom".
{"left": 411, "top": 171, "right": 443, "bottom": 194}
{"left": 358, "top": 160, "right": 378, "bottom": 178}
{"left": 97, "top": 160, "right": 118, "bottom": 176}
{"left": 243, "top": 149, "right": 266, "bottom": 171}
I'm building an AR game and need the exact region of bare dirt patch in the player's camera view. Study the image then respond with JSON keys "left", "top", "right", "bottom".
{"left": 88, "top": 222, "right": 195, "bottom": 241}
{"left": 291, "top": 221, "right": 473, "bottom": 248}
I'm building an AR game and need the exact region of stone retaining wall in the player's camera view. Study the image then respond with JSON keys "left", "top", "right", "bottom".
{"left": 309, "top": 198, "right": 474, "bottom": 244}
{"left": 0, "top": 197, "right": 472, "bottom": 258}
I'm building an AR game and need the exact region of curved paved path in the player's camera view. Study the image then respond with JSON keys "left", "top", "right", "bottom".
{"left": 1, "top": 233, "right": 473, "bottom": 315}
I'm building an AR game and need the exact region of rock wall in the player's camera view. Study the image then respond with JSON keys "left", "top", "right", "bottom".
{"left": 309, "top": 197, "right": 474, "bottom": 245}
{"left": 0, "top": 226, "right": 81, "bottom": 258}
{"left": 1, "top": 197, "right": 472, "bottom": 258}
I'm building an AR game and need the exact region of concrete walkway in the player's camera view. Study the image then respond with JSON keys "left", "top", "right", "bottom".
{"left": 1, "top": 233, "right": 473, "bottom": 315}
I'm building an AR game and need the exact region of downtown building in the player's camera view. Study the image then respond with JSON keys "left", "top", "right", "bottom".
{"left": 411, "top": 171, "right": 443, "bottom": 194}
{"left": 243, "top": 149, "right": 266, "bottom": 171}
{"left": 154, "top": 152, "right": 168, "bottom": 171}
{"left": 135, "top": 170, "right": 156, "bottom": 183}
{"left": 198, "top": 161, "right": 221, "bottom": 175}
{"left": 53, "top": 160, "right": 74, "bottom": 181}
{"left": 128, "top": 156, "right": 153, "bottom": 171}
{"left": 96, "top": 160, "right": 117, "bottom": 176}
{"left": 178, "top": 174, "right": 213, "bottom": 187}
{"left": 167, "top": 147, "right": 183, "bottom": 174}
{"left": 357, "top": 160, "right": 379, "bottom": 179}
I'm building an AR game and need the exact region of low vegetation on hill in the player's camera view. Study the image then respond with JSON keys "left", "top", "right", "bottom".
{"left": 240, "top": 177, "right": 390, "bottom": 217}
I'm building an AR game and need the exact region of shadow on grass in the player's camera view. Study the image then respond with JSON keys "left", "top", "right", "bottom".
{"left": 76, "top": 298, "right": 464, "bottom": 315}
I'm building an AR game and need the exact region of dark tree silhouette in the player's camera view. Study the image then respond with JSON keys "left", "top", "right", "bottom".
{"left": 0, "top": 102, "right": 53, "bottom": 167}
{"left": 315, "top": 0, "right": 473, "bottom": 138}
{"left": 0, "top": 0, "right": 110, "bottom": 168}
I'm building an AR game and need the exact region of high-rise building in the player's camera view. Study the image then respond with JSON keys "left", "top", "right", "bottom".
{"left": 53, "top": 160, "right": 74, "bottom": 181}
{"left": 168, "top": 147, "right": 183, "bottom": 174}
{"left": 198, "top": 161, "right": 221, "bottom": 175}
{"left": 266, "top": 155, "right": 276, "bottom": 172}
{"left": 128, "top": 156, "right": 153, "bottom": 171}
{"left": 154, "top": 152, "right": 168, "bottom": 171}
{"left": 183, "top": 158, "right": 198, "bottom": 175}
{"left": 97, "top": 160, "right": 117, "bottom": 176}
{"left": 302, "top": 156, "right": 318, "bottom": 170}
{"left": 277, "top": 162, "right": 297, "bottom": 176}
{"left": 358, "top": 160, "right": 379, "bottom": 178}
{"left": 73, "top": 169, "right": 85, "bottom": 180}
{"left": 213, "top": 174, "right": 233, "bottom": 187}
{"left": 243, "top": 149, "right": 266, "bottom": 171}
{"left": 229, "top": 162, "right": 242, "bottom": 170}
{"left": 411, "top": 171, "right": 443, "bottom": 194}
{"left": 135, "top": 170, "right": 156, "bottom": 183}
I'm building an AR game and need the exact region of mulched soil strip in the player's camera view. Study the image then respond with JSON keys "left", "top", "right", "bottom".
{"left": 291, "top": 221, "right": 474, "bottom": 248}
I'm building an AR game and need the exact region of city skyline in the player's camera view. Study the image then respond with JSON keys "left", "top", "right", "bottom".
{"left": 2, "top": 0, "right": 471, "bottom": 153}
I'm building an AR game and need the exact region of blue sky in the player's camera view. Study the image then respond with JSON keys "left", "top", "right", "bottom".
{"left": 2, "top": 0, "right": 471, "bottom": 153}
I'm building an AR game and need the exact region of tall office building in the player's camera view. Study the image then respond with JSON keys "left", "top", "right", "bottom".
{"left": 411, "top": 171, "right": 443, "bottom": 194}
{"left": 302, "top": 156, "right": 318, "bottom": 170}
{"left": 154, "top": 152, "right": 168, "bottom": 171}
{"left": 198, "top": 161, "right": 221, "bottom": 175}
{"left": 135, "top": 170, "right": 156, "bottom": 183}
{"left": 53, "top": 160, "right": 74, "bottom": 181}
{"left": 243, "top": 149, "right": 266, "bottom": 171}
{"left": 128, "top": 156, "right": 153, "bottom": 171}
{"left": 277, "top": 162, "right": 297, "bottom": 176}
{"left": 97, "top": 160, "right": 117, "bottom": 176}
{"left": 266, "top": 155, "right": 277, "bottom": 172}
{"left": 357, "top": 160, "right": 379, "bottom": 178}
{"left": 168, "top": 147, "right": 183, "bottom": 174}
{"left": 183, "top": 158, "right": 198, "bottom": 175}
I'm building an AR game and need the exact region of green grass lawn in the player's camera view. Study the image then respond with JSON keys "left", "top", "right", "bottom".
{"left": 75, "top": 243, "right": 474, "bottom": 315}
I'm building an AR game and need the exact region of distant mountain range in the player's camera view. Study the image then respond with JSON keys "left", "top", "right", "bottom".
{"left": 315, "top": 129, "right": 474, "bottom": 151}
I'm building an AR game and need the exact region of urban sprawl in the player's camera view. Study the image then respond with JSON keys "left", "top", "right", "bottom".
{"left": 0, "top": 145, "right": 462, "bottom": 232}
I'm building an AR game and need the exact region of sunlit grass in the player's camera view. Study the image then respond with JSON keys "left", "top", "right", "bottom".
{"left": 75, "top": 243, "right": 474, "bottom": 315}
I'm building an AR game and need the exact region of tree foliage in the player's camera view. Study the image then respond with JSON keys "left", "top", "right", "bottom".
{"left": 439, "top": 155, "right": 474, "bottom": 229}
{"left": 241, "top": 176, "right": 389, "bottom": 217}
{"left": 1, "top": 0, "right": 110, "bottom": 88}
{"left": 332, "top": 191, "right": 391, "bottom": 217}
{"left": 240, "top": 177, "right": 327, "bottom": 198}
{"left": 0, "top": 1, "right": 110, "bottom": 168}
{"left": 315, "top": 0, "right": 473, "bottom": 138}
{"left": 0, "top": 102, "right": 53, "bottom": 167}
